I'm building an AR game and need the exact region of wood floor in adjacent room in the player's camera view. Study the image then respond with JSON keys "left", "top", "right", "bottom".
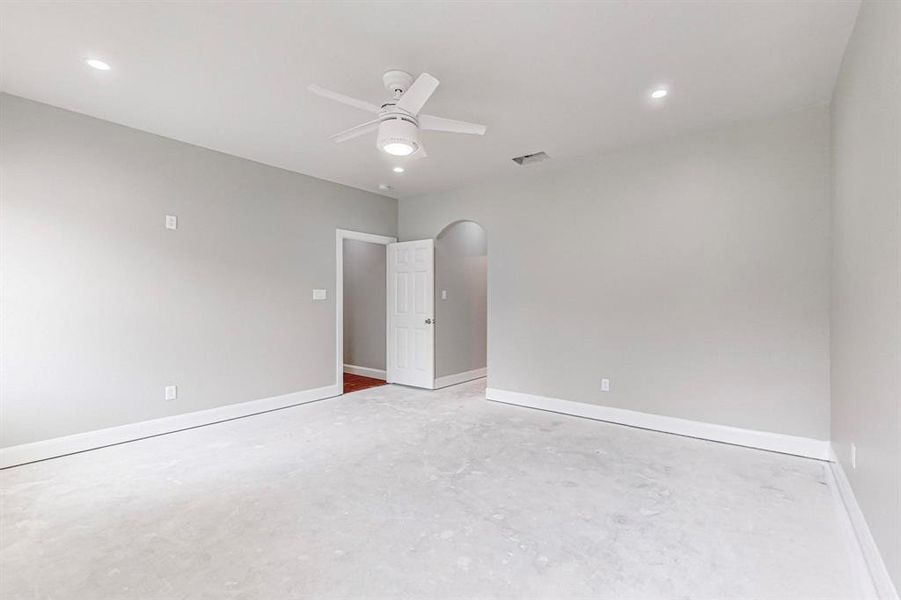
{"left": 343, "top": 372, "right": 386, "bottom": 394}
{"left": 0, "top": 380, "right": 871, "bottom": 599}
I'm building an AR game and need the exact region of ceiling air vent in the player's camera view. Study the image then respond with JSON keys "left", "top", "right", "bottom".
{"left": 512, "top": 151, "right": 550, "bottom": 166}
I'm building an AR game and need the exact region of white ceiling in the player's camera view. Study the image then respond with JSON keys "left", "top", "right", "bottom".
{"left": 0, "top": 1, "right": 859, "bottom": 199}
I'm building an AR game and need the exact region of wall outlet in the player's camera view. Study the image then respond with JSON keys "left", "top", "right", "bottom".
{"left": 601, "top": 378, "right": 611, "bottom": 392}
{"left": 851, "top": 443, "right": 857, "bottom": 469}
{"left": 165, "top": 385, "right": 177, "bottom": 401}
{"left": 165, "top": 215, "right": 178, "bottom": 230}
{"left": 312, "top": 289, "right": 327, "bottom": 300}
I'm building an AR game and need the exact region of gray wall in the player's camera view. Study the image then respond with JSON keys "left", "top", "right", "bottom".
{"left": 0, "top": 94, "right": 397, "bottom": 447}
{"left": 400, "top": 106, "right": 831, "bottom": 440}
{"left": 435, "top": 221, "right": 487, "bottom": 378}
{"left": 830, "top": 0, "right": 901, "bottom": 589}
{"left": 343, "top": 239, "right": 386, "bottom": 372}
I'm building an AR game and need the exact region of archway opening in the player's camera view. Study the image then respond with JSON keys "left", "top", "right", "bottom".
{"left": 434, "top": 220, "right": 487, "bottom": 388}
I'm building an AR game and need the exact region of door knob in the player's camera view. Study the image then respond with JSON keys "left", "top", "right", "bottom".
{"left": 425, "top": 318, "right": 433, "bottom": 324}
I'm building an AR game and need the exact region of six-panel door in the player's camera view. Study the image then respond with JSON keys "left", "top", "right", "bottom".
{"left": 386, "top": 239, "right": 435, "bottom": 388}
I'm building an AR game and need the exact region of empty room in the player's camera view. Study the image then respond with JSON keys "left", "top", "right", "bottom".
{"left": 1, "top": 1, "right": 898, "bottom": 599}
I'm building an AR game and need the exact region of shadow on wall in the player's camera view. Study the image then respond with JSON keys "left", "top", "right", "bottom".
{"left": 435, "top": 221, "right": 487, "bottom": 380}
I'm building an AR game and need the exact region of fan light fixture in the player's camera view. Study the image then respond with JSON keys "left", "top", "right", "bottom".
{"left": 384, "top": 143, "right": 414, "bottom": 156}
{"left": 377, "top": 119, "right": 419, "bottom": 156}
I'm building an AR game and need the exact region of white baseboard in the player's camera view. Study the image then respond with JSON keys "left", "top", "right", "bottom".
{"left": 829, "top": 447, "right": 899, "bottom": 600}
{"left": 0, "top": 383, "right": 342, "bottom": 469}
{"left": 485, "top": 387, "right": 831, "bottom": 460}
{"left": 343, "top": 364, "right": 387, "bottom": 380}
{"left": 434, "top": 367, "right": 487, "bottom": 389}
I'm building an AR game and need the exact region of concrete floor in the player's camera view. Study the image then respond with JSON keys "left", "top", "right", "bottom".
{"left": 1, "top": 380, "right": 871, "bottom": 599}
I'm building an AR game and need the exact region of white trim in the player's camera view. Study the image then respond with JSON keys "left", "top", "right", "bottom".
{"left": 829, "top": 446, "right": 899, "bottom": 599}
{"left": 343, "top": 364, "right": 387, "bottom": 380}
{"left": 0, "top": 384, "right": 341, "bottom": 469}
{"left": 336, "top": 228, "right": 396, "bottom": 392}
{"left": 434, "top": 367, "right": 487, "bottom": 389}
{"left": 485, "top": 387, "right": 831, "bottom": 460}
{"left": 823, "top": 461, "right": 880, "bottom": 600}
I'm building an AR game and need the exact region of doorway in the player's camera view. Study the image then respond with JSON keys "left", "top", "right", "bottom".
{"left": 335, "top": 229, "right": 396, "bottom": 394}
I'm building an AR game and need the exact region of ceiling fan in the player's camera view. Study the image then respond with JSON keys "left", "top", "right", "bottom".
{"left": 308, "top": 70, "right": 486, "bottom": 159}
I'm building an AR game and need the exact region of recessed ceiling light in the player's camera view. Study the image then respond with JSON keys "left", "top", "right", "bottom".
{"left": 393, "top": 166, "right": 405, "bottom": 174}
{"left": 651, "top": 88, "right": 668, "bottom": 99}
{"left": 85, "top": 58, "right": 111, "bottom": 71}
{"left": 378, "top": 184, "right": 392, "bottom": 191}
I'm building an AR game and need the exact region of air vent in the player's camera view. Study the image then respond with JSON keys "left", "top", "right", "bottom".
{"left": 512, "top": 151, "right": 550, "bottom": 166}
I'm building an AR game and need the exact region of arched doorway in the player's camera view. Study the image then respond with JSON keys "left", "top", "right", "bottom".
{"left": 433, "top": 220, "right": 487, "bottom": 388}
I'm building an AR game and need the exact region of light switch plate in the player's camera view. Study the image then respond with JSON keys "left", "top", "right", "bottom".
{"left": 312, "top": 289, "right": 327, "bottom": 300}
{"left": 441, "top": 290, "right": 448, "bottom": 300}
{"left": 165, "top": 215, "right": 178, "bottom": 230}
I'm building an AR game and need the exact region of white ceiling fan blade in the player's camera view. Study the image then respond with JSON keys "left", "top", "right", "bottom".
{"left": 419, "top": 114, "right": 486, "bottom": 135}
{"left": 330, "top": 119, "right": 381, "bottom": 143}
{"left": 409, "top": 145, "right": 428, "bottom": 160}
{"left": 308, "top": 84, "right": 381, "bottom": 114}
{"left": 396, "top": 73, "right": 439, "bottom": 115}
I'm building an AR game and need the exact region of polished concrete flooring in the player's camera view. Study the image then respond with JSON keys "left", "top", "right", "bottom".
{"left": 1, "top": 380, "right": 871, "bottom": 599}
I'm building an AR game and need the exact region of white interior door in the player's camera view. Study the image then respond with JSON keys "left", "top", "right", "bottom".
{"left": 387, "top": 239, "right": 434, "bottom": 388}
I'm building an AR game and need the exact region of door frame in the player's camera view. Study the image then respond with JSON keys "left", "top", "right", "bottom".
{"left": 335, "top": 229, "right": 397, "bottom": 391}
